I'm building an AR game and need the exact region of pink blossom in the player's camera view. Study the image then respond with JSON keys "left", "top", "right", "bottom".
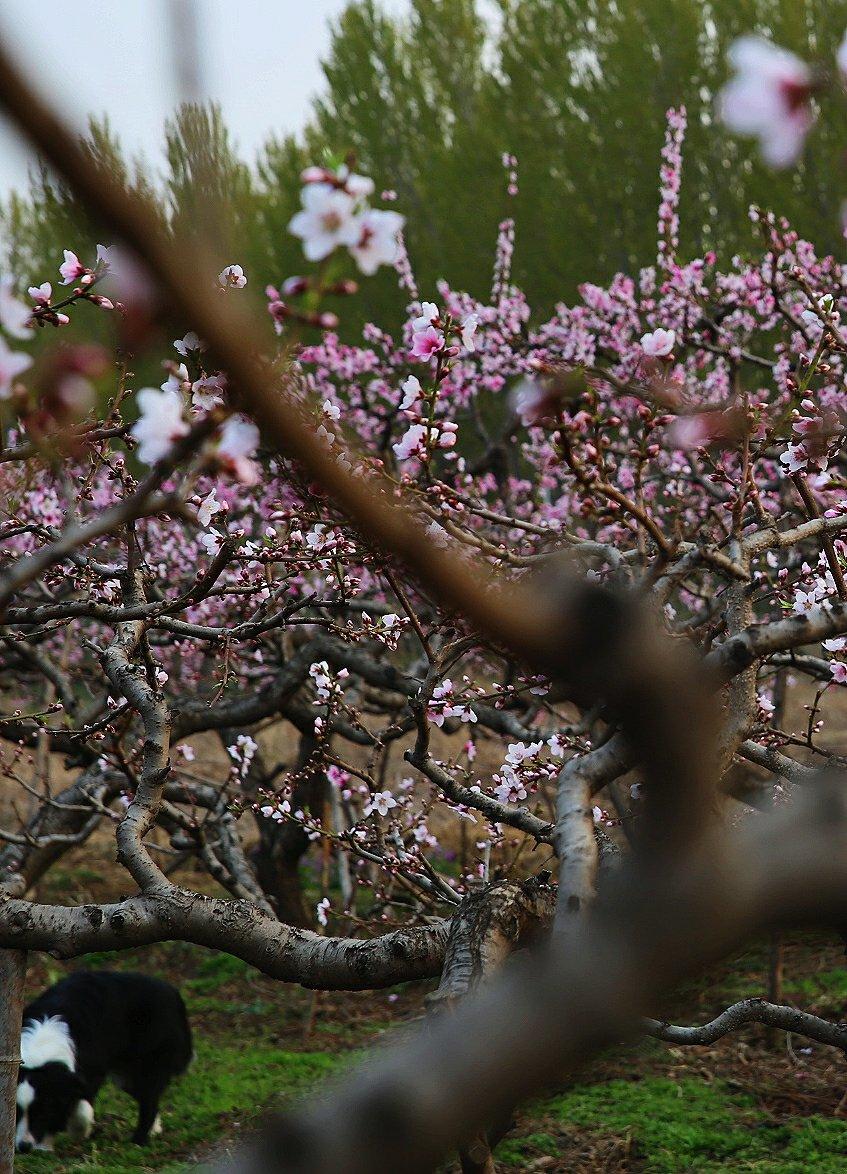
{"left": 793, "top": 588, "right": 824, "bottom": 616}
{"left": 216, "top": 415, "right": 260, "bottom": 485}
{"left": 28, "top": 282, "right": 51, "bottom": 305}
{"left": 340, "top": 169, "right": 375, "bottom": 199}
{"left": 300, "top": 165, "right": 330, "bottom": 185}
{"left": 316, "top": 897, "right": 331, "bottom": 927}
{"left": 197, "top": 488, "right": 223, "bottom": 528}
{"left": 494, "top": 779, "right": 527, "bottom": 804}
{"left": 199, "top": 530, "right": 223, "bottom": 556}
{"left": 411, "top": 325, "right": 444, "bottom": 360}
{"left": 288, "top": 185, "right": 361, "bottom": 262}
{"left": 130, "top": 388, "right": 189, "bottom": 464}
{"left": 831, "top": 662, "right": 847, "bottom": 684}
{"left": 780, "top": 443, "right": 808, "bottom": 475}
{"left": 640, "top": 328, "right": 676, "bottom": 357}
{"left": 411, "top": 302, "right": 439, "bottom": 334}
{"left": 350, "top": 209, "right": 405, "bottom": 275}
{"left": 657, "top": 107, "right": 687, "bottom": 269}
{"left": 0, "top": 335, "right": 32, "bottom": 398}
{"left": 161, "top": 363, "right": 190, "bottom": 396}
{"left": 218, "top": 264, "right": 247, "bottom": 289}
{"left": 364, "top": 790, "right": 398, "bottom": 818}
{"left": 58, "top": 249, "right": 87, "bottom": 286}
{"left": 392, "top": 424, "right": 428, "bottom": 461}
{"left": 718, "top": 37, "right": 814, "bottom": 168}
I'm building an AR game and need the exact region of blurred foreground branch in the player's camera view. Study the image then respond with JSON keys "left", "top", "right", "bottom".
{"left": 219, "top": 787, "right": 847, "bottom": 1173}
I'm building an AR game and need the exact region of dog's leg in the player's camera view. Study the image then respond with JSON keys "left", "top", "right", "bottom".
{"left": 69, "top": 1099, "right": 96, "bottom": 1139}
{"left": 150, "top": 1114, "right": 163, "bottom": 1137}
{"left": 131, "top": 1092, "right": 164, "bottom": 1145}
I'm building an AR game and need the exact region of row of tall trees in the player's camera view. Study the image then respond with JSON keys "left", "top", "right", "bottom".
{"left": 3, "top": 0, "right": 845, "bottom": 337}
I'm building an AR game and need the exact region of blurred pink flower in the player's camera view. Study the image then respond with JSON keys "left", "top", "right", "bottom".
{"left": 216, "top": 415, "right": 260, "bottom": 484}
{"left": 718, "top": 37, "right": 813, "bottom": 167}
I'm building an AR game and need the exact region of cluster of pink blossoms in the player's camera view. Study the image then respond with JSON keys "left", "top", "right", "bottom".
{"left": 5, "top": 62, "right": 847, "bottom": 926}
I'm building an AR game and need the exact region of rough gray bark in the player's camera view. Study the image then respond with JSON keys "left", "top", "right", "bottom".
{"left": 644, "top": 998, "right": 847, "bottom": 1049}
{"left": 0, "top": 950, "right": 26, "bottom": 1174}
{"left": 0, "top": 886, "right": 450, "bottom": 990}
{"left": 553, "top": 762, "right": 598, "bottom": 940}
{"left": 427, "top": 878, "right": 556, "bottom": 1174}
{"left": 429, "top": 877, "right": 556, "bottom": 1009}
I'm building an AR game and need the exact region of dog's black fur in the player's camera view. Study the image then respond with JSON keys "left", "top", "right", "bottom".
{"left": 16, "top": 971, "right": 192, "bottom": 1151}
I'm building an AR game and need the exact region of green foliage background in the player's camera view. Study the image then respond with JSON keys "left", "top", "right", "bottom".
{"left": 2, "top": 0, "right": 845, "bottom": 339}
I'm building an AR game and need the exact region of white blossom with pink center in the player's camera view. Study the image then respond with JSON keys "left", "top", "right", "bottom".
{"left": 288, "top": 185, "right": 361, "bottom": 262}
{"left": 218, "top": 264, "right": 247, "bottom": 289}
{"left": 718, "top": 36, "right": 814, "bottom": 168}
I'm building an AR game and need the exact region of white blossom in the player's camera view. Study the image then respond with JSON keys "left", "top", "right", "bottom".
{"left": 130, "top": 387, "right": 189, "bottom": 464}
{"left": 288, "top": 185, "right": 361, "bottom": 262}
{"left": 350, "top": 209, "right": 405, "bottom": 275}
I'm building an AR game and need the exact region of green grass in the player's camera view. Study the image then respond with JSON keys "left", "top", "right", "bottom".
{"left": 15, "top": 1041, "right": 343, "bottom": 1174}
{"left": 16, "top": 931, "right": 847, "bottom": 1170}
{"left": 787, "top": 967, "right": 847, "bottom": 1004}
{"left": 496, "top": 1077, "right": 847, "bottom": 1172}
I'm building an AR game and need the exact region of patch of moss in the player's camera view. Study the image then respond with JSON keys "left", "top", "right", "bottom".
{"left": 497, "top": 1130, "right": 564, "bottom": 1164}
{"left": 528, "top": 1077, "right": 847, "bottom": 1171}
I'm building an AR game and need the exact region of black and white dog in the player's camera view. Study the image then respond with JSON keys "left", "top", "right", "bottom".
{"left": 16, "top": 971, "right": 192, "bottom": 1153}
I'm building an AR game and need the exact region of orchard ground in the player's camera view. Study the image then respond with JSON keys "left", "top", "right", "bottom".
{"left": 12, "top": 845, "right": 847, "bottom": 1174}
{"left": 9, "top": 694, "right": 847, "bottom": 1171}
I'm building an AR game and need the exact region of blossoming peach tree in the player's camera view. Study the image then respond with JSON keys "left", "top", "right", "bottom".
{"left": 2, "top": 30, "right": 847, "bottom": 1095}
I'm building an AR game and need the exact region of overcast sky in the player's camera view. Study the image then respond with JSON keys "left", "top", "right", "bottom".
{"left": 0, "top": 0, "right": 409, "bottom": 197}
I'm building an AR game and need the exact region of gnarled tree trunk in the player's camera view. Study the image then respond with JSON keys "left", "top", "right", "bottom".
{"left": 242, "top": 732, "right": 327, "bottom": 927}
{"left": 427, "top": 877, "right": 556, "bottom": 1174}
